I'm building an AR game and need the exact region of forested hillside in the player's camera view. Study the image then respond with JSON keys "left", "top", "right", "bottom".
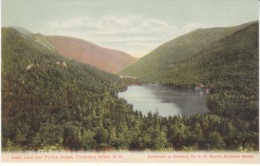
{"left": 2, "top": 27, "right": 135, "bottom": 151}
{"left": 2, "top": 26, "right": 258, "bottom": 151}
{"left": 120, "top": 21, "right": 256, "bottom": 83}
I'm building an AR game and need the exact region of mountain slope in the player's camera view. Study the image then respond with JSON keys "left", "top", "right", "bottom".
{"left": 154, "top": 22, "right": 258, "bottom": 88}
{"left": 1, "top": 27, "right": 138, "bottom": 151}
{"left": 46, "top": 35, "right": 137, "bottom": 73}
{"left": 120, "top": 21, "right": 257, "bottom": 83}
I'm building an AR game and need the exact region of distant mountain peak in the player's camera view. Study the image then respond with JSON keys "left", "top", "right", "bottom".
{"left": 46, "top": 35, "right": 137, "bottom": 73}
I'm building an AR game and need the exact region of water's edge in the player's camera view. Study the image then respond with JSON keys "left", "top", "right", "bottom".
{"left": 118, "top": 84, "right": 209, "bottom": 117}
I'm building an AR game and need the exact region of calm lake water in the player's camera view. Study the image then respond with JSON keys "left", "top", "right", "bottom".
{"left": 118, "top": 85, "right": 209, "bottom": 117}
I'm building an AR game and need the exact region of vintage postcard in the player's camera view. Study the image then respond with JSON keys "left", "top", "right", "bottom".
{"left": 1, "top": 0, "right": 259, "bottom": 164}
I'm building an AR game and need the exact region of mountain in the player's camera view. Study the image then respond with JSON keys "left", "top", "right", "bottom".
{"left": 1, "top": 27, "right": 138, "bottom": 151}
{"left": 46, "top": 35, "right": 137, "bottom": 73}
{"left": 120, "top": 21, "right": 257, "bottom": 83}
{"left": 2, "top": 26, "right": 258, "bottom": 151}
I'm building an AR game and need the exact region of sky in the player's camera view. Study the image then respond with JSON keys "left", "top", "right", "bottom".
{"left": 2, "top": 0, "right": 259, "bottom": 57}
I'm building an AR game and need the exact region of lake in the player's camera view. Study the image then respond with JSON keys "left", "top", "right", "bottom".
{"left": 118, "top": 85, "right": 209, "bottom": 116}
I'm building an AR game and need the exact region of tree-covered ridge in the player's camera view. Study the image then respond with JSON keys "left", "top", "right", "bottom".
{"left": 2, "top": 26, "right": 258, "bottom": 151}
{"left": 120, "top": 21, "right": 257, "bottom": 83}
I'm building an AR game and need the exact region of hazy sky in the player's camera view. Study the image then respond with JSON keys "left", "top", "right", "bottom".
{"left": 2, "top": 0, "right": 259, "bottom": 57}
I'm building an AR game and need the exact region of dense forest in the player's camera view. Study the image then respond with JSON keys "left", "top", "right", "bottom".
{"left": 2, "top": 24, "right": 258, "bottom": 151}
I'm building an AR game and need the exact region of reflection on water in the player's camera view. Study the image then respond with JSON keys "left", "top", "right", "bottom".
{"left": 118, "top": 84, "right": 209, "bottom": 116}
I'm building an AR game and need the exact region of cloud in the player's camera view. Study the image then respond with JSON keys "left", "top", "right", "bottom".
{"left": 46, "top": 15, "right": 176, "bottom": 34}
{"left": 41, "top": 15, "right": 211, "bottom": 57}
